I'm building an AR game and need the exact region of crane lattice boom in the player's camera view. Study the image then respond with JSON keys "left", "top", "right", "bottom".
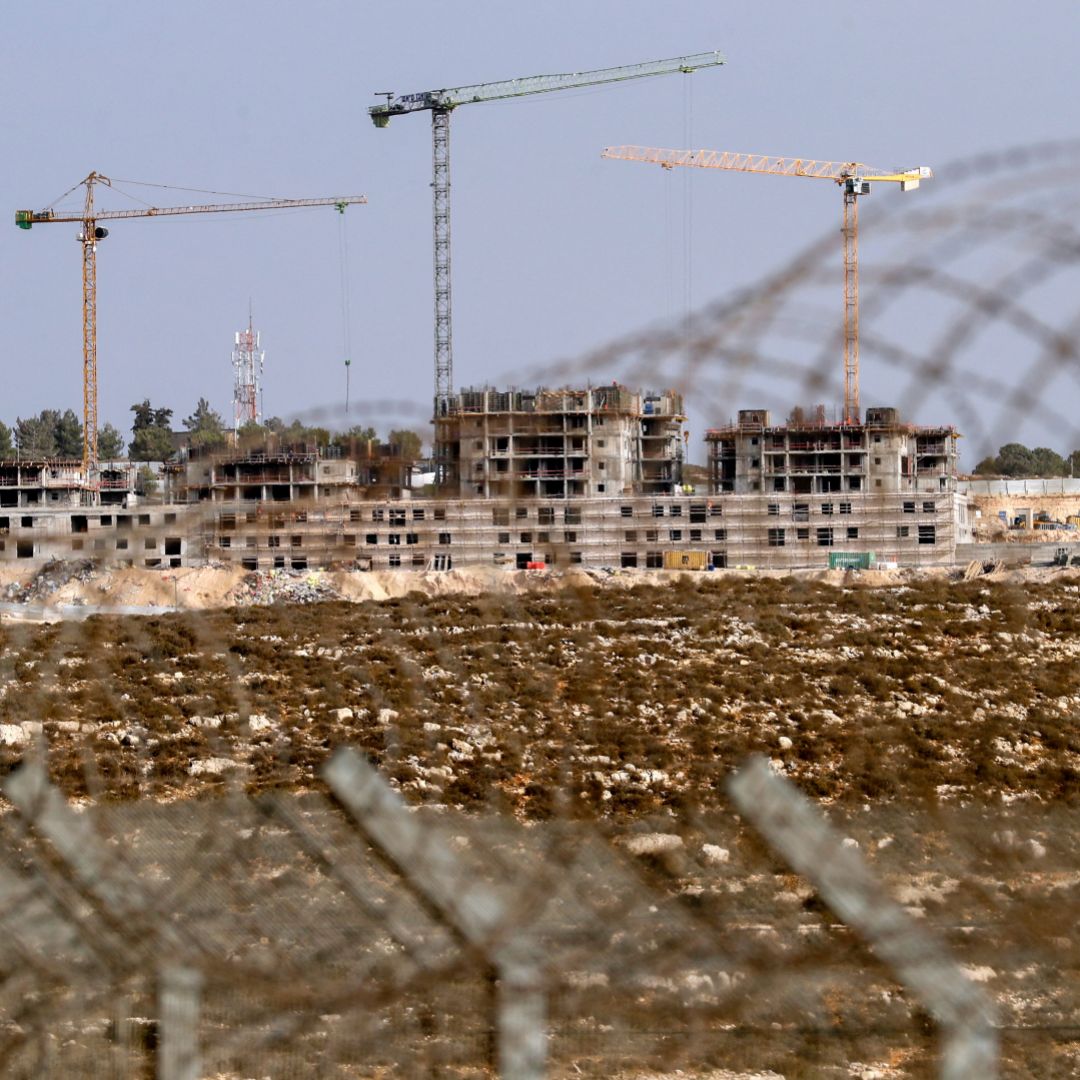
{"left": 602, "top": 146, "right": 932, "bottom": 187}
{"left": 16, "top": 172, "right": 366, "bottom": 474}
{"left": 370, "top": 51, "right": 724, "bottom": 124}
{"left": 601, "top": 146, "right": 932, "bottom": 423}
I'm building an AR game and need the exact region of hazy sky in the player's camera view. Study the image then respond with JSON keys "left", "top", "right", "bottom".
{"left": 3, "top": 2, "right": 1078, "bottom": 459}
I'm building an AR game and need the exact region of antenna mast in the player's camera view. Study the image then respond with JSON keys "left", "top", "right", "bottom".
{"left": 232, "top": 311, "right": 264, "bottom": 431}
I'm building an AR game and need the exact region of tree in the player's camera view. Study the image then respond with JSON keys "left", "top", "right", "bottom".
{"left": 279, "top": 420, "right": 329, "bottom": 449}
{"left": 14, "top": 413, "right": 57, "bottom": 458}
{"left": 183, "top": 397, "right": 227, "bottom": 451}
{"left": 97, "top": 423, "right": 125, "bottom": 459}
{"left": 129, "top": 427, "right": 175, "bottom": 461}
{"left": 1030, "top": 447, "right": 1068, "bottom": 477}
{"left": 995, "top": 442, "right": 1036, "bottom": 477}
{"left": 388, "top": 429, "right": 424, "bottom": 460}
{"left": 136, "top": 465, "right": 159, "bottom": 497}
{"left": 0, "top": 421, "right": 13, "bottom": 458}
{"left": 237, "top": 420, "right": 269, "bottom": 452}
{"left": 54, "top": 409, "right": 83, "bottom": 458}
{"left": 129, "top": 399, "right": 174, "bottom": 461}
{"left": 974, "top": 441, "right": 1073, "bottom": 478}
{"left": 333, "top": 424, "right": 379, "bottom": 456}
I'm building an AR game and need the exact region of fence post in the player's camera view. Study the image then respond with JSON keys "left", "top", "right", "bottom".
{"left": 496, "top": 945, "right": 546, "bottom": 1080}
{"left": 727, "top": 755, "right": 998, "bottom": 1080}
{"left": 324, "top": 748, "right": 547, "bottom": 1080}
{"left": 157, "top": 965, "right": 203, "bottom": 1080}
{"left": 3, "top": 759, "right": 204, "bottom": 1080}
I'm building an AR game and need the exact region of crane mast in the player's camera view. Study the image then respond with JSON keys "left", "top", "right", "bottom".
{"left": 370, "top": 52, "right": 725, "bottom": 443}
{"left": 601, "top": 146, "right": 931, "bottom": 424}
{"left": 16, "top": 175, "right": 366, "bottom": 475}
{"left": 81, "top": 174, "right": 102, "bottom": 468}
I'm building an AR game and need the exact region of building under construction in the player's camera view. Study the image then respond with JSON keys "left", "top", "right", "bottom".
{"left": 0, "top": 392, "right": 970, "bottom": 572}
{"left": 0, "top": 395, "right": 972, "bottom": 570}
{"left": 434, "top": 385, "right": 685, "bottom": 499}
{"left": 705, "top": 407, "right": 958, "bottom": 496}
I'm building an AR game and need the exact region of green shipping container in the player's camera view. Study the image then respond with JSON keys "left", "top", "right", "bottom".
{"left": 829, "top": 551, "right": 877, "bottom": 570}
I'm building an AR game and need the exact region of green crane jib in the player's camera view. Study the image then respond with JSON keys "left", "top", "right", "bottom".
{"left": 369, "top": 51, "right": 725, "bottom": 424}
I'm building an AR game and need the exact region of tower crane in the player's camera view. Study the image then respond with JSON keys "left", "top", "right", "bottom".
{"left": 16, "top": 173, "right": 367, "bottom": 473}
{"left": 601, "top": 147, "right": 932, "bottom": 424}
{"left": 369, "top": 51, "right": 725, "bottom": 418}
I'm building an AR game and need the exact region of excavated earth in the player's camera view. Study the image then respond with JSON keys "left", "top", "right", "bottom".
{"left": 0, "top": 572, "right": 1078, "bottom": 1077}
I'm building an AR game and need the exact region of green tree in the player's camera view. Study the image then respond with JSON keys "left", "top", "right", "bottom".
{"left": 279, "top": 420, "right": 330, "bottom": 449}
{"left": 97, "top": 423, "right": 125, "bottom": 459}
{"left": 237, "top": 420, "right": 270, "bottom": 452}
{"left": 14, "top": 413, "right": 57, "bottom": 458}
{"left": 0, "top": 421, "right": 13, "bottom": 458}
{"left": 333, "top": 424, "right": 379, "bottom": 455}
{"left": 136, "top": 465, "right": 159, "bottom": 497}
{"left": 129, "top": 427, "right": 174, "bottom": 461}
{"left": 972, "top": 455, "right": 999, "bottom": 476}
{"left": 183, "top": 397, "right": 227, "bottom": 451}
{"left": 54, "top": 409, "right": 83, "bottom": 458}
{"left": 995, "top": 442, "right": 1036, "bottom": 477}
{"left": 129, "top": 399, "right": 174, "bottom": 461}
{"left": 1030, "top": 446, "right": 1068, "bottom": 476}
{"left": 388, "top": 429, "right": 424, "bottom": 460}
{"left": 1069, "top": 450, "right": 1080, "bottom": 477}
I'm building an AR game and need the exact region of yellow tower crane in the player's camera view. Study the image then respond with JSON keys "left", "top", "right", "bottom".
{"left": 16, "top": 173, "right": 367, "bottom": 474}
{"left": 601, "top": 147, "right": 932, "bottom": 424}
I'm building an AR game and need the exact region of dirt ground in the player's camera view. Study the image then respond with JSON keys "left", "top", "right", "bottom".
{"left": 1, "top": 571, "right": 1077, "bottom": 1076}
{"left": 4, "top": 557, "right": 1080, "bottom": 617}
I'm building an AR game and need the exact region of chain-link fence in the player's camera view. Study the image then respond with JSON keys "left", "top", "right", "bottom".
{"left": 2, "top": 141, "right": 1080, "bottom": 1077}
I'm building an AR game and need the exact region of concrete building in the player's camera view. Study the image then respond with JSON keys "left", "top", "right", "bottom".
{"left": 0, "top": 401, "right": 969, "bottom": 574}
{"left": 195, "top": 492, "right": 964, "bottom": 572}
{"left": 0, "top": 486, "right": 965, "bottom": 572}
{"left": 705, "top": 407, "right": 959, "bottom": 496}
{"left": 164, "top": 441, "right": 418, "bottom": 505}
{"left": 166, "top": 450, "right": 360, "bottom": 505}
{"left": 0, "top": 459, "right": 135, "bottom": 510}
{"left": 434, "top": 385, "right": 685, "bottom": 499}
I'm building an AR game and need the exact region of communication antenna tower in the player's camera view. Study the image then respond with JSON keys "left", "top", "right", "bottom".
{"left": 233, "top": 312, "right": 264, "bottom": 430}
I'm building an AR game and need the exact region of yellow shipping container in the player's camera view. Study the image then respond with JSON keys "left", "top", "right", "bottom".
{"left": 663, "top": 550, "right": 709, "bottom": 571}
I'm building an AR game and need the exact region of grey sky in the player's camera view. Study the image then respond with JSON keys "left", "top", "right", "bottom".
{"left": 3, "top": 1, "right": 1078, "bottom": 460}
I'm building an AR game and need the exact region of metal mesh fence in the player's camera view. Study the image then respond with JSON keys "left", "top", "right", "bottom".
{"left": 2, "top": 142, "right": 1080, "bottom": 1077}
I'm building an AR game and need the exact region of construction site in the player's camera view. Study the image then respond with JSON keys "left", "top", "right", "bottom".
{"left": 0, "top": 384, "right": 974, "bottom": 575}
{"left": 6, "top": 58, "right": 1013, "bottom": 582}
{"left": 7, "top": 15, "right": 1080, "bottom": 1075}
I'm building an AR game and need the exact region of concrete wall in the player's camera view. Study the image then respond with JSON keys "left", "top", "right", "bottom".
{"left": 959, "top": 478, "right": 1080, "bottom": 496}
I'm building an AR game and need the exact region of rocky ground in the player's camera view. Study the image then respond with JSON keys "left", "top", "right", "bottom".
{"left": 2, "top": 571, "right": 1078, "bottom": 809}
{"left": 0, "top": 572, "right": 1078, "bottom": 1076}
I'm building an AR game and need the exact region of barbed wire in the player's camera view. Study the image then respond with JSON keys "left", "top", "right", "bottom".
{"left": 2, "top": 141, "right": 1080, "bottom": 1077}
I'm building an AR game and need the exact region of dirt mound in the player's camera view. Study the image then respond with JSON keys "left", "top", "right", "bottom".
{"left": 37, "top": 564, "right": 249, "bottom": 610}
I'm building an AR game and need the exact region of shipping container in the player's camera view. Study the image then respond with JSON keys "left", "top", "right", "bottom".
{"left": 663, "top": 550, "right": 709, "bottom": 570}
{"left": 829, "top": 551, "right": 877, "bottom": 570}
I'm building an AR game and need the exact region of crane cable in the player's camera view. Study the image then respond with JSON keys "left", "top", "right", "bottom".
{"left": 682, "top": 72, "right": 695, "bottom": 357}
{"left": 338, "top": 208, "right": 354, "bottom": 415}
